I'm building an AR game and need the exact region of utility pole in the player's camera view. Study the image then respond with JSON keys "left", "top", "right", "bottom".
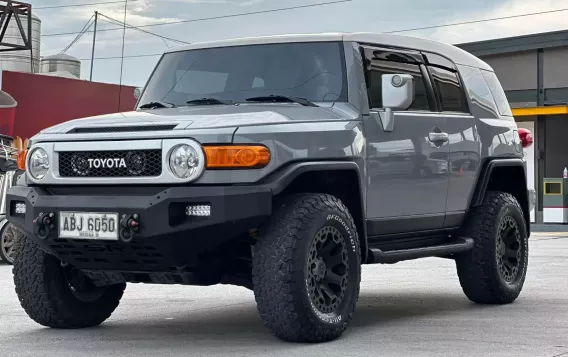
{"left": 89, "top": 11, "right": 98, "bottom": 81}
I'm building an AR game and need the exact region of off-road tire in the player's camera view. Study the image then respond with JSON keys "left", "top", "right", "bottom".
{"left": 455, "top": 191, "right": 529, "bottom": 304}
{"left": 252, "top": 193, "right": 361, "bottom": 343}
{"left": 12, "top": 232, "right": 126, "bottom": 328}
{"left": 0, "top": 222, "right": 20, "bottom": 265}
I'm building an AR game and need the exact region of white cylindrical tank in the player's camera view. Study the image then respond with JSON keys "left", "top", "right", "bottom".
{"left": 0, "top": 14, "right": 41, "bottom": 73}
{"left": 40, "top": 53, "right": 81, "bottom": 78}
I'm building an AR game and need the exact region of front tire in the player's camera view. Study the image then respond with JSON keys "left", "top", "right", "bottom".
{"left": 252, "top": 193, "right": 361, "bottom": 343}
{"left": 455, "top": 191, "right": 529, "bottom": 304}
{"left": 12, "top": 232, "right": 126, "bottom": 328}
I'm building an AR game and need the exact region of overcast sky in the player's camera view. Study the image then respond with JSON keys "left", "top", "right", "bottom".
{"left": 27, "top": 0, "right": 568, "bottom": 87}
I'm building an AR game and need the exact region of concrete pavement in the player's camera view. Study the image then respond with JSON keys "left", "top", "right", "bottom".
{"left": 0, "top": 232, "right": 567, "bottom": 357}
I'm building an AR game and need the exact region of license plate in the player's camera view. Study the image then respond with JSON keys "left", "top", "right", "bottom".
{"left": 59, "top": 211, "right": 119, "bottom": 240}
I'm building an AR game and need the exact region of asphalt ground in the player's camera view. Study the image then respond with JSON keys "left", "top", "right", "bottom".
{"left": 0, "top": 231, "right": 567, "bottom": 357}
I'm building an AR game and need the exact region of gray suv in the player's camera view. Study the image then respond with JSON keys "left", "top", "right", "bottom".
{"left": 5, "top": 32, "right": 533, "bottom": 343}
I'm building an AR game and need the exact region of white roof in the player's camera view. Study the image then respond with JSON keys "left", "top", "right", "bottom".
{"left": 165, "top": 32, "right": 493, "bottom": 71}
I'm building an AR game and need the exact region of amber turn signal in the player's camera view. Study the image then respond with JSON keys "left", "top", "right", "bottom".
{"left": 204, "top": 145, "right": 270, "bottom": 169}
{"left": 17, "top": 149, "right": 27, "bottom": 170}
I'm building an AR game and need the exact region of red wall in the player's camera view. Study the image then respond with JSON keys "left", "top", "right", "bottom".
{"left": 1, "top": 71, "right": 138, "bottom": 139}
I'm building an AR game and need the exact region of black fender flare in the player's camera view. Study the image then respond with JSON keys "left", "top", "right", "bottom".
{"left": 259, "top": 160, "right": 369, "bottom": 262}
{"left": 468, "top": 158, "right": 530, "bottom": 236}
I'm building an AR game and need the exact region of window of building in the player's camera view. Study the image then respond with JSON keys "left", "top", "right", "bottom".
{"left": 429, "top": 66, "right": 469, "bottom": 113}
{"left": 365, "top": 59, "right": 430, "bottom": 111}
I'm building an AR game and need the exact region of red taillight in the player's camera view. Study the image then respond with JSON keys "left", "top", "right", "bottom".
{"left": 518, "top": 128, "right": 533, "bottom": 148}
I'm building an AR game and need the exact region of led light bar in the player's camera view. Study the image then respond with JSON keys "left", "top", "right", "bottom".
{"left": 185, "top": 204, "right": 211, "bottom": 217}
{"left": 15, "top": 202, "right": 26, "bottom": 215}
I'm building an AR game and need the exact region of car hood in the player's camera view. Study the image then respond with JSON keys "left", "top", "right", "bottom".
{"left": 40, "top": 104, "right": 356, "bottom": 134}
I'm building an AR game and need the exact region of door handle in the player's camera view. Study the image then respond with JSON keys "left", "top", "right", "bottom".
{"left": 429, "top": 132, "right": 449, "bottom": 143}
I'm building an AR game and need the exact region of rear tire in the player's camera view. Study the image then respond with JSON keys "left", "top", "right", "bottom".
{"left": 252, "top": 193, "right": 361, "bottom": 343}
{"left": 12, "top": 232, "right": 126, "bottom": 328}
{"left": 455, "top": 191, "right": 529, "bottom": 304}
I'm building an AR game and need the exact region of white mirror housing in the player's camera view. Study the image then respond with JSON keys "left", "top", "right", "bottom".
{"left": 134, "top": 87, "right": 142, "bottom": 99}
{"left": 381, "top": 74, "right": 414, "bottom": 110}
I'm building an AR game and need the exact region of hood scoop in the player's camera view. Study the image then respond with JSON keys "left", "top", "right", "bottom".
{"left": 67, "top": 124, "right": 178, "bottom": 134}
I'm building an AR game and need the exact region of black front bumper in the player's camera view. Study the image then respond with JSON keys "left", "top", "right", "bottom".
{"left": 6, "top": 185, "right": 272, "bottom": 272}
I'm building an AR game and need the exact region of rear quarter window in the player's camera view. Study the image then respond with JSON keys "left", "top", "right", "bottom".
{"left": 456, "top": 65, "right": 500, "bottom": 118}
{"left": 481, "top": 70, "right": 513, "bottom": 117}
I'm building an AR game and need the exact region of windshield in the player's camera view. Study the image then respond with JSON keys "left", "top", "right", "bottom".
{"left": 137, "top": 41, "right": 348, "bottom": 108}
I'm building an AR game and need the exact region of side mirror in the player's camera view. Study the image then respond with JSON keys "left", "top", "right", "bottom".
{"left": 379, "top": 74, "right": 414, "bottom": 132}
{"left": 134, "top": 87, "right": 142, "bottom": 100}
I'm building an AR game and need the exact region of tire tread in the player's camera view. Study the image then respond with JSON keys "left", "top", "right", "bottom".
{"left": 252, "top": 193, "right": 361, "bottom": 343}
{"left": 456, "top": 190, "right": 528, "bottom": 304}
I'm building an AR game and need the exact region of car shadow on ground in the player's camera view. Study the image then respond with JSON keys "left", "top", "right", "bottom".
{"left": 9, "top": 291, "right": 502, "bottom": 349}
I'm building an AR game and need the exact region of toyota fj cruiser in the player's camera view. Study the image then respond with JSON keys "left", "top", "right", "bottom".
{"left": 6, "top": 32, "right": 534, "bottom": 343}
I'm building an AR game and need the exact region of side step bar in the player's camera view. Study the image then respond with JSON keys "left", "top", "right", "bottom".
{"left": 367, "top": 237, "right": 474, "bottom": 264}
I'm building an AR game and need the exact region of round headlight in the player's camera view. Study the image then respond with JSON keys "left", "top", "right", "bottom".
{"left": 168, "top": 144, "right": 202, "bottom": 180}
{"left": 28, "top": 147, "right": 50, "bottom": 180}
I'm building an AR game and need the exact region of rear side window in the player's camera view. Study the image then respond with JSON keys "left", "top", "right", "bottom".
{"left": 455, "top": 65, "right": 500, "bottom": 117}
{"left": 481, "top": 70, "right": 513, "bottom": 116}
{"left": 428, "top": 66, "right": 469, "bottom": 113}
{"left": 365, "top": 59, "right": 430, "bottom": 111}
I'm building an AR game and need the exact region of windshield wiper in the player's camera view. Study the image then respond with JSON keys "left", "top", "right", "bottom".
{"left": 139, "top": 101, "right": 176, "bottom": 109}
{"left": 186, "top": 97, "right": 234, "bottom": 105}
{"left": 245, "top": 95, "right": 318, "bottom": 107}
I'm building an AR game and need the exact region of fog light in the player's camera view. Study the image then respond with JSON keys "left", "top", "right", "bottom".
{"left": 15, "top": 202, "right": 26, "bottom": 215}
{"left": 185, "top": 204, "right": 210, "bottom": 217}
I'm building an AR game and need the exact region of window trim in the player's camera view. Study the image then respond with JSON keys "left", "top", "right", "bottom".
{"left": 359, "top": 44, "right": 437, "bottom": 113}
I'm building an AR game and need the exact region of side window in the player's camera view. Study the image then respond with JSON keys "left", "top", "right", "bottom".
{"left": 481, "top": 70, "right": 513, "bottom": 117}
{"left": 456, "top": 64, "right": 500, "bottom": 116}
{"left": 365, "top": 58, "right": 430, "bottom": 111}
{"left": 428, "top": 66, "right": 469, "bottom": 113}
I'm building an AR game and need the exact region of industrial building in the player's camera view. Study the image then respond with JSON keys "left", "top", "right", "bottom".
{"left": 0, "top": 12, "right": 82, "bottom": 78}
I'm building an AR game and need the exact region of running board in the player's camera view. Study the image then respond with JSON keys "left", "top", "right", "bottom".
{"left": 367, "top": 237, "right": 474, "bottom": 264}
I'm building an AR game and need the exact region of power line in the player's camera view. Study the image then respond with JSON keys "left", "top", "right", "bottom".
{"left": 78, "top": 53, "right": 162, "bottom": 61}
{"left": 386, "top": 7, "right": 568, "bottom": 33}
{"left": 98, "top": 13, "right": 190, "bottom": 44}
{"left": 61, "top": 4, "right": 568, "bottom": 63}
{"left": 35, "top": 0, "right": 131, "bottom": 10}
{"left": 43, "top": 3, "right": 568, "bottom": 39}
{"left": 76, "top": 26, "right": 568, "bottom": 62}
{"left": 42, "top": 0, "right": 352, "bottom": 37}
{"left": 60, "top": 14, "right": 95, "bottom": 53}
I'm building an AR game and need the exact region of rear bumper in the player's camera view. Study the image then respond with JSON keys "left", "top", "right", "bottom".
{"left": 528, "top": 188, "right": 536, "bottom": 213}
{"left": 6, "top": 185, "right": 272, "bottom": 272}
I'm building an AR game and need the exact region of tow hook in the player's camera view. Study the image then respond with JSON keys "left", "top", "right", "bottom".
{"left": 119, "top": 213, "right": 140, "bottom": 243}
{"left": 33, "top": 212, "right": 55, "bottom": 240}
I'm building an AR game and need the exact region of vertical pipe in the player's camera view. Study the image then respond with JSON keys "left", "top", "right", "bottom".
{"left": 89, "top": 11, "right": 98, "bottom": 81}
{"left": 536, "top": 48, "right": 545, "bottom": 222}
{"left": 28, "top": 7, "right": 32, "bottom": 73}
{"left": 117, "top": 0, "right": 128, "bottom": 111}
{"left": 537, "top": 48, "right": 544, "bottom": 106}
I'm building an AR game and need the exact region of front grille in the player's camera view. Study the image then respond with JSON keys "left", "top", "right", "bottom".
{"left": 67, "top": 125, "right": 177, "bottom": 133}
{"left": 59, "top": 150, "right": 162, "bottom": 177}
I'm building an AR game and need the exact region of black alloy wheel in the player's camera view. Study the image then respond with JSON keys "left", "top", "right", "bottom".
{"left": 0, "top": 222, "right": 20, "bottom": 265}
{"left": 496, "top": 216, "right": 522, "bottom": 283}
{"left": 306, "top": 226, "right": 350, "bottom": 314}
